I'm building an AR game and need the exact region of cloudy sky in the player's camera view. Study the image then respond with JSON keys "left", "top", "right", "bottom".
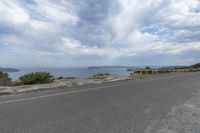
{"left": 0, "top": 0, "right": 200, "bottom": 67}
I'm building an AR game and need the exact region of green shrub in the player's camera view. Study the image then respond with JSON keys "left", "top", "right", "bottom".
{"left": 0, "top": 70, "right": 10, "bottom": 80}
{"left": 190, "top": 63, "right": 200, "bottom": 69}
{"left": 18, "top": 72, "right": 54, "bottom": 85}
{"left": 65, "top": 77, "right": 77, "bottom": 79}
{"left": 0, "top": 70, "right": 12, "bottom": 86}
{"left": 145, "top": 66, "right": 151, "bottom": 69}
{"left": 57, "top": 76, "right": 64, "bottom": 79}
{"left": 89, "top": 73, "right": 110, "bottom": 79}
{"left": 11, "top": 80, "right": 22, "bottom": 86}
{"left": 131, "top": 68, "right": 198, "bottom": 76}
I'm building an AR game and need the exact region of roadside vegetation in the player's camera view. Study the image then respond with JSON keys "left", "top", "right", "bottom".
{"left": 88, "top": 73, "right": 110, "bottom": 79}
{"left": 190, "top": 63, "right": 200, "bottom": 69}
{"left": 131, "top": 66, "right": 199, "bottom": 76}
{"left": 12, "top": 72, "right": 54, "bottom": 86}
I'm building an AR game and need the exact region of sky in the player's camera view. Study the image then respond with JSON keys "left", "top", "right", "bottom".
{"left": 0, "top": 0, "right": 200, "bottom": 68}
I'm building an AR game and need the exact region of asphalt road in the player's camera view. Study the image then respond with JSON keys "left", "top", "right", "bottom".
{"left": 0, "top": 73, "right": 200, "bottom": 133}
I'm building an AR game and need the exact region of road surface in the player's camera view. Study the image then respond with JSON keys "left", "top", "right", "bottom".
{"left": 0, "top": 73, "right": 200, "bottom": 133}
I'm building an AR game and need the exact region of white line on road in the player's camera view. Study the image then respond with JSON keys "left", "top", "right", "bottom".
{"left": 0, "top": 73, "right": 189, "bottom": 105}
{"left": 0, "top": 82, "right": 134, "bottom": 105}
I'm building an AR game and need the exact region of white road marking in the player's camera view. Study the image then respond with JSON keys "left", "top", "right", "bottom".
{"left": 0, "top": 73, "right": 190, "bottom": 105}
{"left": 0, "top": 82, "right": 133, "bottom": 105}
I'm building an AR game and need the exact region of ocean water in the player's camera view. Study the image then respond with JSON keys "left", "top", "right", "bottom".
{"left": 8, "top": 67, "right": 131, "bottom": 81}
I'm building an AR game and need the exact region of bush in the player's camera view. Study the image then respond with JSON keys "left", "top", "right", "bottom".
{"left": 0, "top": 70, "right": 12, "bottom": 86}
{"left": 131, "top": 68, "right": 199, "bottom": 76}
{"left": 65, "top": 77, "right": 77, "bottom": 79}
{"left": 18, "top": 72, "right": 54, "bottom": 85}
{"left": 145, "top": 66, "right": 151, "bottom": 69}
{"left": 57, "top": 76, "right": 64, "bottom": 79}
{"left": 89, "top": 73, "right": 111, "bottom": 79}
{"left": 0, "top": 70, "right": 10, "bottom": 80}
{"left": 11, "top": 80, "right": 22, "bottom": 86}
{"left": 104, "top": 73, "right": 110, "bottom": 76}
{"left": 190, "top": 63, "right": 200, "bottom": 69}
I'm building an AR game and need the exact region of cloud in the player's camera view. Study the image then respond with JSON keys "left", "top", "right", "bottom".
{"left": 0, "top": 0, "right": 200, "bottom": 67}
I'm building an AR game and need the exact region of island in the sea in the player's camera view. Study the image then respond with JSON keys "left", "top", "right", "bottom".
{"left": 88, "top": 66, "right": 132, "bottom": 69}
{"left": 0, "top": 67, "right": 20, "bottom": 73}
{"left": 88, "top": 66, "right": 140, "bottom": 72}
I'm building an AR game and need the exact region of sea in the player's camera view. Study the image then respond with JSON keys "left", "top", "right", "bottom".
{"left": 8, "top": 67, "right": 131, "bottom": 81}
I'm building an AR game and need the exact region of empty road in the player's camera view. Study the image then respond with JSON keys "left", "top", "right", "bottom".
{"left": 0, "top": 73, "right": 200, "bottom": 133}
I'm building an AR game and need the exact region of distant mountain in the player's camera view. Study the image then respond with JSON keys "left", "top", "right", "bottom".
{"left": 0, "top": 67, "right": 19, "bottom": 73}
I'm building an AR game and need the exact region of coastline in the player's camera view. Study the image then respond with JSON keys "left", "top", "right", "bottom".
{"left": 1, "top": 72, "right": 197, "bottom": 96}
{"left": 8, "top": 67, "right": 130, "bottom": 81}
{"left": 0, "top": 75, "right": 133, "bottom": 96}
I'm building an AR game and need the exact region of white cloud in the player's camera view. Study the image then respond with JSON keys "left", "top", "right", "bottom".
{"left": 0, "top": 1, "right": 30, "bottom": 24}
{"left": 61, "top": 38, "right": 136, "bottom": 58}
{"left": 32, "top": 1, "right": 79, "bottom": 24}
{"left": 0, "top": 0, "right": 200, "bottom": 67}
